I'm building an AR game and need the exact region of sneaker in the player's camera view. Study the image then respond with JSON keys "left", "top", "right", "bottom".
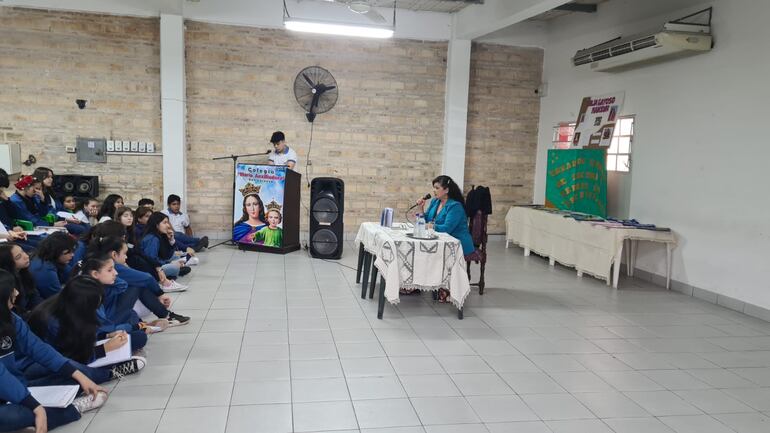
{"left": 179, "top": 266, "right": 192, "bottom": 277}
{"left": 193, "top": 236, "right": 209, "bottom": 252}
{"left": 167, "top": 311, "right": 191, "bottom": 327}
{"left": 72, "top": 391, "right": 108, "bottom": 414}
{"left": 109, "top": 356, "right": 147, "bottom": 380}
{"left": 186, "top": 256, "right": 200, "bottom": 266}
{"left": 162, "top": 280, "right": 188, "bottom": 293}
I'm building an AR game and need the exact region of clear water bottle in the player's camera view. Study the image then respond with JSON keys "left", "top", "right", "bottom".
{"left": 415, "top": 214, "right": 426, "bottom": 238}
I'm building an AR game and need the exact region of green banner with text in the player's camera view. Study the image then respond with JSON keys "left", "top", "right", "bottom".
{"left": 545, "top": 148, "right": 607, "bottom": 217}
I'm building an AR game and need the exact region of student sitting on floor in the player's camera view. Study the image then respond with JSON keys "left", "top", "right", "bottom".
{"left": 137, "top": 198, "right": 155, "bottom": 210}
{"left": 162, "top": 194, "right": 208, "bottom": 252}
{"left": 0, "top": 244, "right": 42, "bottom": 319}
{"left": 26, "top": 275, "right": 146, "bottom": 385}
{"left": 89, "top": 236, "right": 190, "bottom": 327}
{"left": 29, "top": 232, "right": 77, "bottom": 299}
{"left": 54, "top": 193, "right": 89, "bottom": 236}
{"left": 73, "top": 197, "right": 100, "bottom": 226}
{"left": 0, "top": 270, "right": 108, "bottom": 433}
{"left": 75, "top": 255, "right": 152, "bottom": 352}
{"left": 0, "top": 169, "right": 34, "bottom": 250}
{"left": 140, "top": 212, "right": 191, "bottom": 280}
{"left": 97, "top": 194, "right": 123, "bottom": 223}
{"left": 10, "top": 175, "right": 66, "bottom": 229}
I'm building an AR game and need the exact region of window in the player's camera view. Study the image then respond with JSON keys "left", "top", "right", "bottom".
{"left": 607, "top": 116, "right": 634, "bottom": 172}
{"left": 551, "top": 116, "right": 635, "bottom": 172}
{"left": 551, "top": 122, "right": 575, "bottom": 149}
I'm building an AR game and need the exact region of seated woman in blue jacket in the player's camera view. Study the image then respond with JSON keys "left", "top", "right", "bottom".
{"left": 140, "top": 212, "right": 190, "bottom": 280}
{"left": 9, "top": 175, "right": 67, "bottom": 229}
{"left": 415, "top": 175, "right": 477, "bottom": 302}
{"left": 33, "top": 167, "right": 89, "bottom": 236}
{"left": 0, "top": 270, "right": 108, "bottom": 433}
{"left": 29, "top": 232, "right": 77, "bottom": 299}
{"left": 25, "top": 275, "right": 146, "bottom": 385}
{"left": 89, "top": 236, "right": 190, "bottom": 327}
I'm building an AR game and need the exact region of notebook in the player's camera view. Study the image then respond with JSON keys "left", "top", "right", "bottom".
{"left": 88, "top": 334, "right": 132, "bottom": 368}
{"left": 28, "top": 385, "right": 79, "bottom": 408}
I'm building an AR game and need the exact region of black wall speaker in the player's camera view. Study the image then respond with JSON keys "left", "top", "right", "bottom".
{"left": 309, "top": 177, "right": 344, "bottom": 259}
{"left": 53, "top": 175, "right": 99, "bottom": 198}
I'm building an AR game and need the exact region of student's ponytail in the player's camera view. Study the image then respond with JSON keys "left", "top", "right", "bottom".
{"left": 87, "top": 235, "right": 126, "bottom": 258}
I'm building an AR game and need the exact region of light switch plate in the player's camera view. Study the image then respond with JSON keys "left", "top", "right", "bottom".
{"left": 130, "top": 141, "right": 139, "bottom": 152}
{"left": 146, "top": 142, "right": 155, "bottom": 153}
{"left": 138, "top": 142, "right": 146, "bottom": 152}
{"left": 106, "top": 140, "right": 115, "bottom": 152}
{"left": 115, "top": 141, "right": 123, "bottom": 152}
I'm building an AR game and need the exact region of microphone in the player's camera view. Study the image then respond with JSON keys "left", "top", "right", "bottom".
{"left": 408, "top": 194, "right": 432, "bottom": 211}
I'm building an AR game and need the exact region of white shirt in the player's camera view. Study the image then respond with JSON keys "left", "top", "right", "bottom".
{"left": 162, "top": 209, "right": 190, "bottom": 233}
{"left": 269, "top": 145, "right": 298, "bottom": 169}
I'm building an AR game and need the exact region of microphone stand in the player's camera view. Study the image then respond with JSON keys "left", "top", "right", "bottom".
{"left": 208, "top": 151, "right": 271, "bottom": 250}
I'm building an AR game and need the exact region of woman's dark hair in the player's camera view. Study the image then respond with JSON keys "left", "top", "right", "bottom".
{"left": 237, "top": 193, "right": 265, "bottom": 224}
{"left": 138, "top": 198, "right": 154, "bottom": 207}
{"left": 79, "top": 255, "right": 113, "bottom": 277}
{"left": 0, "top": 168, "right": 9, "bottom": 189}
{"left": 0, "top": 243, "right": 38, "bottom": 316}
{"left": 80, "top": 220, "right": 127, "bottom": 244}
{"left": 135, "top": 206, "right": 153, "bottom": 222}
{"left": 32, "top": 167, "right": 56, "bottom": 204}
{"left": 98, "top": 194, "right": 123, "bottom": 220}
{"left": 35, "top": 232, "right": 77, "bottom": 265}
{"left": 115, "top": 207, "right": 135, "bottom": 244}
{"left": 432, "top": 175, "right": 466, "bottom": 206}
{"left": 143, "top": 212, "right": 172, "bottom": 259}
{"left": 28, "top": 276, "right": 103, "bottom": 363}
{"left": 87, "top": 236, "right": 126, "bottom": 259}
{"left": 0, "top": 269, "right": 18, "bottom": 341}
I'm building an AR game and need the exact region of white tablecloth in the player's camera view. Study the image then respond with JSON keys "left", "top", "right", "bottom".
{"left": 355, "top": 222, "right": 471, "bottom": 308}
{"left": 505, "top": 207, "right": 676, "bottom": 285}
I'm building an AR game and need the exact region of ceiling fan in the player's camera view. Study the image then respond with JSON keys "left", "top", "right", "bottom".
{"left": 320, "top": 0, "right": 388, "bottom": 23}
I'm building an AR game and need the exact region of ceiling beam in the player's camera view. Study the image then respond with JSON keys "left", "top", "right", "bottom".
{"left": 454, "top": 0, "right": 572, "bottom": 40}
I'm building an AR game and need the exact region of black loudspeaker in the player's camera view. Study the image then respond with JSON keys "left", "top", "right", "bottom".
{"left": 53, "top": 175, "right": 99, "bottom": 198}
{"left": 309, "top": 177, "right": 344, "bottom": 259}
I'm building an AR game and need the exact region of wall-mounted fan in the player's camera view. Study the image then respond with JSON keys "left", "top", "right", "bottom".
{"left": 294, "top": 66, "right": 338, "bottom": 123}
{"left": 321, "top": 0, "right": 387, "bottom": 23}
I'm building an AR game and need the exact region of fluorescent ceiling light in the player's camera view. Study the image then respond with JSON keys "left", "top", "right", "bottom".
{"left": 284, "top": 19, "right": 393, "bottom": 39}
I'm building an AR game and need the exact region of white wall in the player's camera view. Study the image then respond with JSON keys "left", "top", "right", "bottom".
{"left": 1, "top": 0, "right": 452, "bottom": 40}
{"left": 533, "top": 0, "right": 770, "bottom": 309}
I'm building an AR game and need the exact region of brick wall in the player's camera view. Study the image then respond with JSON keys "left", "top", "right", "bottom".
{"left": 0, "top": 7, "right": 163, "bottom": 205}
{"left": 185, "top": 22, "right": 448, "bottom": 234}
{"left": 464, "top": 43, "right": 543, "bottom": 234}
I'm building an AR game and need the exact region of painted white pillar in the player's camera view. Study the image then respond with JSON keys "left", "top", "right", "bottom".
{"left": 160, "top": 14, "right": 187, "bottom": 211}
{"left": 442, "top": 34, "right": 471, "bottom": 188}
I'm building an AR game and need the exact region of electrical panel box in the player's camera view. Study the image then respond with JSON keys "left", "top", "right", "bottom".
{"left": 0, "top": 143, "right": 22, "bottom": 175}
{"left": 76, "top": 138, "right": 107, "bottom": 163}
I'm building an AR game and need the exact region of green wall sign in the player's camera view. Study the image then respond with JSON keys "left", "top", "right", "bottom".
{"left": 545, "top": 148, "right": 607, "bottom": 217}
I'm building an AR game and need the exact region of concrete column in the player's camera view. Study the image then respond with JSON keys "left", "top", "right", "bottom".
{"left": 441, "top": 35, "right": 472, "bottom": 187}
{"left": 160, "top": 14, "right": 187, "bottom": 211}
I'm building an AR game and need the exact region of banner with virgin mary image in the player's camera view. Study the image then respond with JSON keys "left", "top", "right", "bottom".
{"left": 232, "top": 163, "right": 286, "bottom": 248}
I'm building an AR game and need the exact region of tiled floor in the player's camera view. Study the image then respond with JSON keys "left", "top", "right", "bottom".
{"left": 52, "top": 241, "right": 770, "bottom": 433}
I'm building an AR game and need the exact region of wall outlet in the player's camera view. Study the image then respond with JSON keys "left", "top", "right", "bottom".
{"left": 65, "top": 145, "right": 76, "bottom": 153}
{"left": 138, "top": 142, "right": 146, "bottom": 152}
{"left": 146, "top": 142, "right": 155, "bottom": 153}
{"left": 130, "top": 141, "right": 139, "bottom": 152}
{"left": 115, "top": 141, "right": 123, "bottom": 152}
{"left": 106, "top": 140, "right": 115, "bottom": 152}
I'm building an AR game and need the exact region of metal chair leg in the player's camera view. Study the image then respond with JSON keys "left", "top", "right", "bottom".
{"left": 368, "top": 257, "right": 378, "bottom": 299}
{"left": 377, "top": 276, "right": 386, "bottom": 319}
{"left": 356, "top": 243, "right": 365, "bottom": 283}
{"left": 458, "top": 307, "right": 463, "bottom": 320}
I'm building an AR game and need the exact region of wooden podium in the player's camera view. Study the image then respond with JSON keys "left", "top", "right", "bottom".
{"left": 237, "top": 169, "right": 301, "bottom": 255}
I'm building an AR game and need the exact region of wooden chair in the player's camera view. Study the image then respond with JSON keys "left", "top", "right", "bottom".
{"left": 466, "top": 210, "right": 488, "bottom": 295}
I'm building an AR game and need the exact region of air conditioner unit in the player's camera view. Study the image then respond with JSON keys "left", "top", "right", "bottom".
{"left": 573, "top": 21, "right": 712, "bottom": 72}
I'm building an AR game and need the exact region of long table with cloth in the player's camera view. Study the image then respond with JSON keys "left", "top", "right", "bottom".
{"left": 354, "top": 222, "right": 470, "bottom": 319}
{"left": 505, "top": 206, "right": 676, "bottom": 289}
